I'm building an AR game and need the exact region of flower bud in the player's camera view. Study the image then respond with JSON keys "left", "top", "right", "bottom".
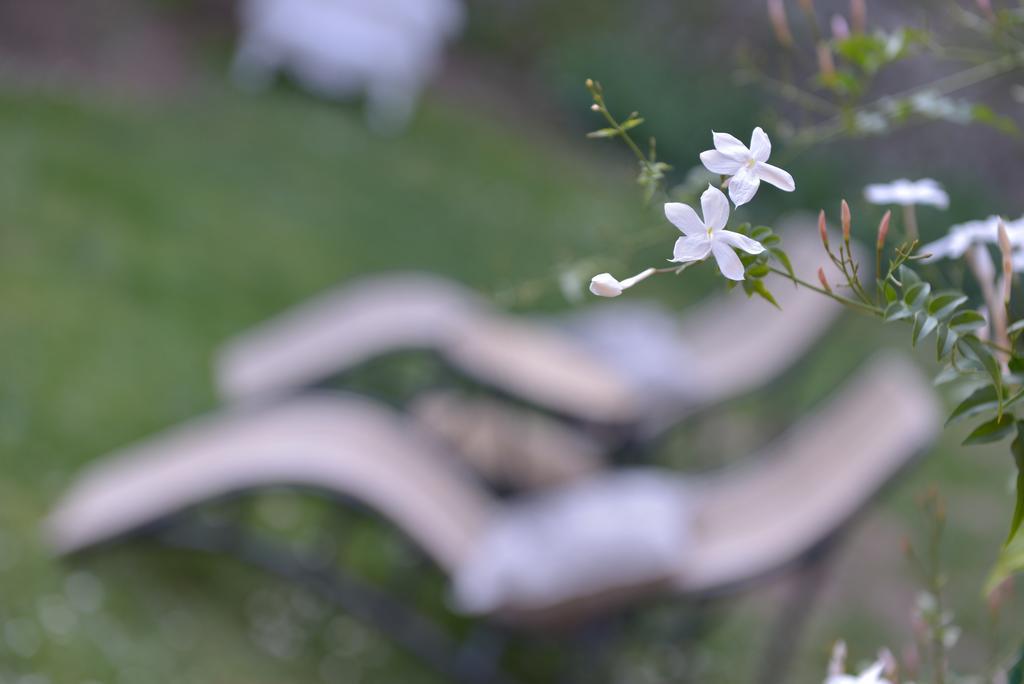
{"left": 818, "top": 209, "right": 830, "bottom": 250}
{"left": 768, "top": 0, "right": 795, "bottom": 48}
{"left": 976, "top": 0, "right": 995, "bottom": 19}
{"left": 831, "top": 14, "right": 851, "bottom": 40}
{"left": 850, "top": 0, "right": 867, "bottom": 33}
{"left": 999, "top": 218, "right": 1013, "bottom": 306}
{"left": 987, "top": 576, "right": 1014, "bottom": 615}
{"left": 841, "top": 199, "right": 851, "bottom": 242}
{"left": 585, "top": 78, "right": 594, "bottom": 88}
{"left": 799, "top": 0, "right": 814, "bottom": 11}
{"left": 589, "top": 273, "right": 624, "bottom": 297}
{"left": 590, "top": 103, "right": 600, "bottom": 112}
{"left": 877, "top": 210, "right": 891, "bottom": 249}
{"left": 817, "top": 42, "right": 836, "bottom": 80}
{"left": 589, "top": 268, "right": 657, "bottom": 298}
{"left": 818, "top": 267, "right": 832, "bottom": 293}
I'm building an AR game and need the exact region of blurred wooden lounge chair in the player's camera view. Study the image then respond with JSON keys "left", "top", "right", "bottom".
{"left": 47, "top": 353, "right": 939, "bottom": 683}
{"left": 214, "top": 222, "right": 849, "bottom": 440}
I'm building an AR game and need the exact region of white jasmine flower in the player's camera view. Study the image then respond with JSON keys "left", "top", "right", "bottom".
{"left": 589, "top": 268, "right": 656, "bottom": 298}
{"left": 920, "top": 215, "right": 1024, "bottom": 262}
{"left": 825, "top": 661, "right": 893, "bottom": 684}
{"left": 666, "top": 185, "right": 765, "bottom": 281}
{"left": 699, "top": 128, "right": 796, "bottom": 206}
{"left": 824, "top": 641, "right": 894, "bottom": 684}
{"left": 864, "top": 178, "right": 949, "bottom": 209}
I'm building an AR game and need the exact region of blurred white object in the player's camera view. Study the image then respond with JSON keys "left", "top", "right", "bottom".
{"left": 48, "top": 353, "right": 941, "bottom": 624}
{"left": 864, "top": 178, "right": 949, "bottom": 208}
{"left": 451, "top": 471, "right": 693, "bottom": 614}
{"left": 232, "top": 0, "right": 465, "bottom": 133}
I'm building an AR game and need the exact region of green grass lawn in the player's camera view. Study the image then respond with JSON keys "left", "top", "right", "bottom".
{"left": 0, "top": 81, "right": 1020, "bottom": 683}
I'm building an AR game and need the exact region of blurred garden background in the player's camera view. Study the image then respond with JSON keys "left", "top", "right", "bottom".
{"left": 1, "top": 0, "right": 1024, "bottom": 682}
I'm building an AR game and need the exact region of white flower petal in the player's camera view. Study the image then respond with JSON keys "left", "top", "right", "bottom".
{"left": 749, "top": 127, "right": 771, "bottom": 162}
{"left": 727, "top": 167, "right": 761, "bottom": 206}
{"left": 589, "top": 273, "right": 624, "bottom": 297}
{"left": 700, "top": 150, "right": 744, "bottom": 175}
{"left": 664, "top": 202, "right": 705, "bottom": 236}
{"left": 756, "top": 162, "right": 796, "bottom": 192}
{"left": 700, "top": 184, "right": 731, "bottom": 230}
{"left": 673, "top": 235, "right": 712, "bottom": 262}
{"left": 712, "top": 131, "right": 750, "bottom": 161}
{"left": 854, "top": 662, "right": 886, "bottom": 684}
{"left": 718, "top": 230, "right": 765, "bottom": 255}
{"left": 711, "top": 240, "right": 745, "bottom": 280}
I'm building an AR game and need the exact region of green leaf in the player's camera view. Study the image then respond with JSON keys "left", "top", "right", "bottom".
{"left": 947, "top": 385, "right": 1002, "bottom": 425}
{"left": 586, "top": 127, "right": 620, "bottom": 139}
{"left": 747, "top": 263, "right": 770, "bottom": 278}
{"left": 912, "top": 313, "right": 938, "bottom": 347}
{"left": 963, "top": 414, "right": 1016, "bottom": 445}
{"left": 933, "top": 366, "right": 960, "bottom": 386}
{"left": 971, "top": 103, "right": 1019, "bottom": 137}
{"left": 1007, "top": 647, "right": 1024, "bottom": 684}
{"left": 1006, "top": 388, "right": 1024, "bottom": 411}
{"left": 985, "top": 531, "right": 1024, "bottom": 597}
{"left": 750, "top": 279, "right": 781, "bottom": 309}
{"left": 769, "top": 248, "right": 795, "bottom": 281}
{"left": 1007, "top": 319, "right": 1024, "bottom": 337}
{"left": 619, "top": 117, "right": 645, "bottom": 132}
{"left": 884, "top": 302, "right": 912, "bottom": 322}
{"left": 883, "top": 281, "right": 898, "bottom": 304}
{"left": 959, "top": 334, "right": 1003, "bottom": 396}
{"left": 751, "top": 225, "right": 773, "bottom": 242}
{"left": 904, "top": 282, "right": 931, "bottom": 309}
{"left": 1008, "top": 643, "right": 1024, "bottom": 684}
{"left": 949, "top": 309, "right": 987, "bottom": 334}
{"left": 936, "top": 324, "right": 957, "bottom": 361}
{"left": 1008, "top": 422, "right": 1024, "bottom": 546}
{"left": 898, "top": 264, "right": 921, "bottom": 288}
{"left": 927, "top": 292, "right": 968, "bottom": 319}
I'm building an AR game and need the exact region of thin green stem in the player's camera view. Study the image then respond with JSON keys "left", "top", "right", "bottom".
{"left": 768, "top": 266, "right": 883, "bottom": 315}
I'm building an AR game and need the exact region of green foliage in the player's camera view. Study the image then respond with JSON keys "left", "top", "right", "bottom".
{"left": 834, "top": 28, "right": 926, "bottom": 76}
{"left": 1010, "top": 643, "right": 1024, "bottom": 684}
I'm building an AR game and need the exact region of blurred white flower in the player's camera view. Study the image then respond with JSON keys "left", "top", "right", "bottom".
{"left": 825, "top": 641, "right": 894, "bottom": 684}
{"left": 589, "top": 268, "right": 656, "bottom": 298}
{"left": 825, "top": 660, "right": 893, "bottom": 684}
{"left": 666, "top": 185, "right": 765, "bottom": 281}
{"left": 699, "top": 128, "right": 796, "bottom": 206}
{"left": 864, "top": 178, "right": 949, "bottom": 209}
{"left": 920, "top": 215, "right": 1024, "bottom": 262}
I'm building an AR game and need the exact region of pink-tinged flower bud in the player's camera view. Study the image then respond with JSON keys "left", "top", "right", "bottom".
{"left": 817, "top": 42, "right": 836, "bottom": 80}
{"left": 768, "top": 0, "right": 795, "bottom": 47}
{"left": 976, "top": 0, "right": 995, "bottom": 19}
{"left": 590, "top": 103, "right": 600, "bottom": 112}
{"left": 831, "top": 14, "right": 851, "bottom": 40}
{"left": 999, "top": 218, "right": 1013, "bottom": 305}
{"left": 841, "top": 199, "right": 852, "bottom": 241}
{"left": 818, "top": 267, "right": 832, "bottom": 292}
{"left": 818, "top": 210, "right": 830, "bottom": 250}
{"left": 850, "top": 0, "right": 867, "bottom": 33}
{"left": 877, "top": 210, "right": 891, "bottom": 249}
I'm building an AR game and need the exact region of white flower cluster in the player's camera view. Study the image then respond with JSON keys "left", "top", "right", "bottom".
{"left": 920, "top": 214, "right": 1024, "bottom": 268}
{"left": 590, "top": 127, "right": 795, "bottom": 295}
